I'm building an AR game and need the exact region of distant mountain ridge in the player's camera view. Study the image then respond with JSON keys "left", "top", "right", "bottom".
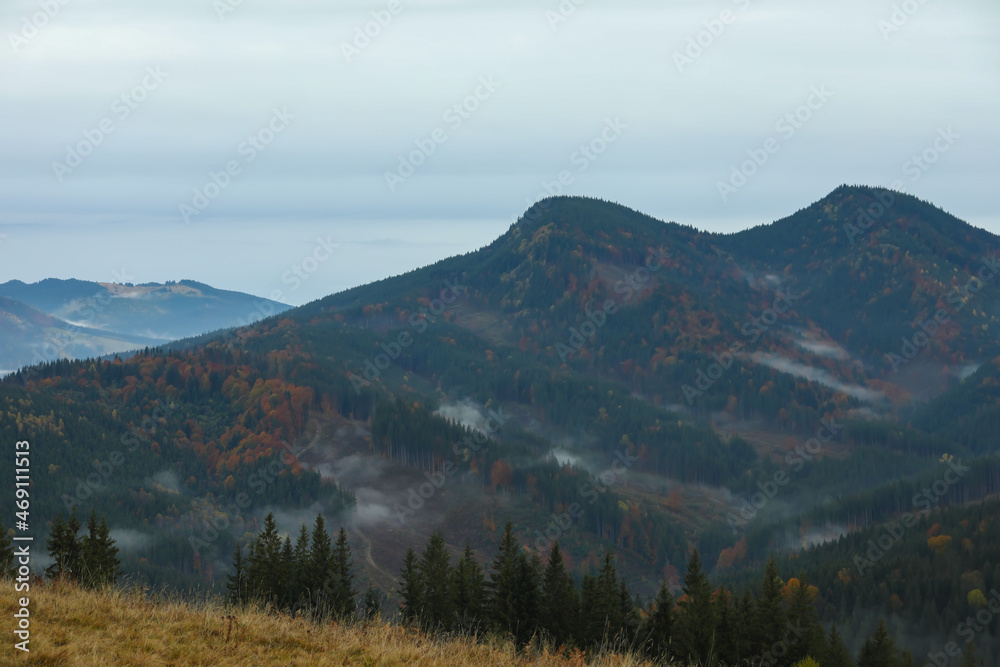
{"left": 0, "top": 278, "right": 290, "bottom": 371}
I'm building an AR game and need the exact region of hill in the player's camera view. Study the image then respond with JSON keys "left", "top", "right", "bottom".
{"left": 3, "top": 187, "right": 1000, "bottom": 659}
{"left": 0, "top": 279, "right": 291, "bottom": 373}
{"left": 0, "top": 296, "right": 163, "bottom": 373}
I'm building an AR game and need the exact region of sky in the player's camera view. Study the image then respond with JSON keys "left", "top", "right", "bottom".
{"left": 1, "top": 0, "right": 998, "bottom": 306}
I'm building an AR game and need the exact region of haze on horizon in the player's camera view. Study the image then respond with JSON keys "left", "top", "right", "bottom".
{"left": 1, "top": 0, "right": 998, "bottom": 305}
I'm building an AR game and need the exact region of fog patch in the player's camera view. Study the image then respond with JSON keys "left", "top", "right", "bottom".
{"left": 350, "top": 487, "right": 396, "bottom": 527}
{"left": 150, "top": 470, "right": 182, "bottom": 495}
{"left": 436, "top": 398, "right": 489, "bottom": 433}
{"left": 110, "top": 528, "right": 154, "bottom": 553}
{"left": 259, "top": 503, "right": 328, "bottom": 536}
{"left": 750, "top": 352, "right": 883, "bottom": 403}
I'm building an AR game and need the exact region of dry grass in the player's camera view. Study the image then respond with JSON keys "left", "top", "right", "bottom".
{"left": 1, "top": 579, "right": 659, "bottom": 666}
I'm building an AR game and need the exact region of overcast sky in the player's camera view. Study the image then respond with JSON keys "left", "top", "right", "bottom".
{"left": 1, "top": 0, "right": 998, "bottom": 305}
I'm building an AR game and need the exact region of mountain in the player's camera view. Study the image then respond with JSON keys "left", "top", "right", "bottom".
{"left": 3, "top": 186, "right": 999, "bottom": 658}
{"left": 0, "top": 296, "right": 163, "bottom": 373}
{"left": 0, "top": 278, "right": 291, "bottom": 340}
{"left": 0, "top": 279, "right": 291, "bottom": 371}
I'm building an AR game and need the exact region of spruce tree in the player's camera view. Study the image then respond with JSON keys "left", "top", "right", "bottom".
{"left": 487, "top": 522, "right": 521, "bottom": 635}
{"left": 45, "top": 510, "right": 82, "bottom": 580}
{"left": 674, "top": 549, "right": 718, "bottom": 664}
{"left": 756, "top": 556, "right": 786, "bottom": 657}
{"left": 226, "top": 544, "right": 249, "bottom": 605}
{"left": 291, "top": 524, "right": 311, "bottom": 608}
{"left": 539, "top": 542, "right": 577, "bottom": 647}
{"left": 451, "top": 542, "right": 486, "bottom": 633}
{"left": 618, "top": 577, "right": 639, "bottom": 645}
{"left": 513, "top": 551, "right": 542, "bottom": 645}
{"left": 735, "top": 588, "right": 757, "bottom": 664}
{"left": 398, "top": 547, "right": 425, "bottom": 625}
{"left": 858, "top": 619, "right": 898, "bottom": 667}
{"left": 307, "top": 514, "right": 332, "bottom": 602}
{"left": 418, "top": 529, "right": 453, "bottom": 630}
{"left": 715, "top": 587, "right": 737, "bottom": 666}
{"left": 786, "top": 578, "right": 825, "bottom": 664}
{"left": 247, "top": 512, "right": 283, "bottom": 605}
{"left": 823, "top": 626, "right": 855, "bottom": 667}
{"left": 361, "top": 584, "right": 382, "bottom": 622}
{"left": 80, "top": 512, "right": 119, "bottom": 588}
{"left": 487, "top": 522, "right": 540, "bottom": 645}
{"left": 279, "top": 536, "right": 294, "bottom": 608}
{"left": 329, "top": 527, "right": 355, "bottom": 620}
{"left": 641, "top": 576, "right": 674, "bottom": 660}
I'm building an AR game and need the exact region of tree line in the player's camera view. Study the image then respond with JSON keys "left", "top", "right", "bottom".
{"left": 227, "top": 515, "right": 978, "bottom": 666}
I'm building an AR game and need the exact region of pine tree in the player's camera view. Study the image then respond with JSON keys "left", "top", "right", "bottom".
{"left": 307, "top": 514, "right": 332, "bottom": 603}
{"left": 226, "top": 544, "right": 249, "bottom": 605}
{"left": 577, "top": 573, "right": 600, "bottom": 648}
{"left": 279, "top": 536, "right": 294, "bottom": 608}
{"left": 858, "top": 618, "right": 899, "bottom": 667}
{"left": 786, "top": 578, "right": 825, "bottom": 664}
{"left": 398, "top": 547, "right": 424, "bottom": 625}
{"left": 79, "top": 512, "right": 119, "bottom": 588}
{"left": 451, "top": 542, "right": 486, "bottom": 633}
{"left": 487, "top": 522, "right": 521, "bottom": 634}
{"left": 715, "top": 587, "right": 737, "bottom": 666}
{"left": 291, "top": 524, "right": 311, "bottom": 609}
{"left": 487, "top": 522, "right": 540, "bottom": 646}
{"left": 329, "top": 527, "right": 355, "bottom": 620}
{"left": 45, "top": 510, "right": 82, "bottom": 580}
{"left": 618, "top": 577, "right": 639, "bottom": 645}
{"left": 756, "top": 556, "right": 786, "bottom": 657}
{"left": 512, "top": 549, "right": 542, "bottom": 645}
{"left": 674, "top": 549, "right": 718, "bottom": 664}
{"left": 361, "top": 584, "right": 382, "bottom": 622}
{"left": 246, "top": 512, "right": 283, "bottom": 605}
{"left": 539, "top": 542, "right": 577, "bottom": 647}
{"left": 735, "top": 588, "right": 757, "bottom": 664}
{"left": 823, "top": 626, "right": 855, "bottom": 667}
{"left": 641, "top": 576, "right": 674, "bottom": 660}
{"left": 418, "top": 529, "right": 453, "bottom": 630}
